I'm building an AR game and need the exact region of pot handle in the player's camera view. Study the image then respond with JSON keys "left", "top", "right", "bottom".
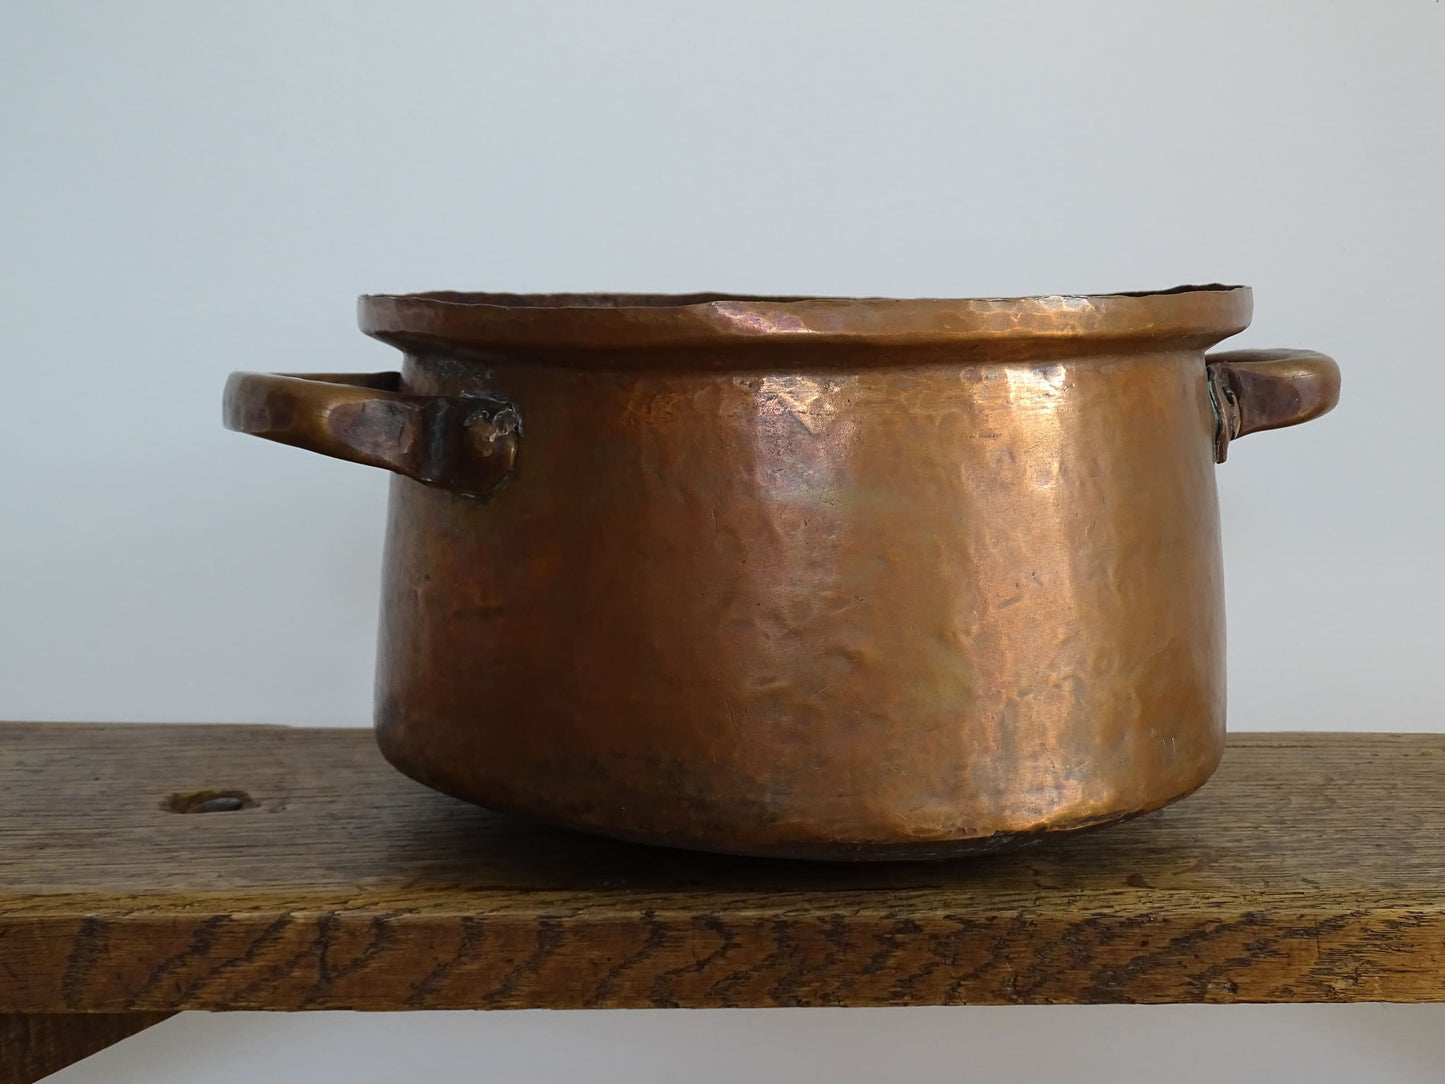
{"left": 1204, "top": 349, "right": 1340, "bottom": 463}
{"left": 223, "top": 371, "right": 520, "bottom": 498}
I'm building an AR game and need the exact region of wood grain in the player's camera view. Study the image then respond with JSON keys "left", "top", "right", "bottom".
{"left": 0, "top": 1013, "right": 173, "bottom": 1084}
{"left": 1, "top": 723, "right": 1442, "bottom": 1012}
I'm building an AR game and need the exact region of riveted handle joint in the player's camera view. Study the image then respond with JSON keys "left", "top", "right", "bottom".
{"left": 1205, "top": 349, "right": 1340, "bottom": 463}
{"left": 223, "top": 371, "right": 520, "bottom": 499}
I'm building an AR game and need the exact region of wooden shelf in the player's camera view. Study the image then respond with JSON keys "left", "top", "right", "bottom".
{"left": 2, "top": 722, "right": 1442, "bottom": 1079}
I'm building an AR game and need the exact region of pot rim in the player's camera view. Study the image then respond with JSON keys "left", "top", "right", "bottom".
{"left": 358, "top": 283, "right": 1253, "bottom": 355}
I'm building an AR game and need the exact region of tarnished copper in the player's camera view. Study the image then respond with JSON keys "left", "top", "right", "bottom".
{"left": 223, "top": 370, "right": 520, "bottom": 499}
{"left": 224, "top": 286, "right": 1339, "bottom": 859}
{"left": 1205, "top": 349, "right": 1341, "bottom": 462}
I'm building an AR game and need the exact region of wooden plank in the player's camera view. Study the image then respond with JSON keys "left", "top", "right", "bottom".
{"left": 0, "top": 1013, "right": 173, "bottom": 1084}
{"left": 0, "top": 723, "right": 1442, "bottom": 1011}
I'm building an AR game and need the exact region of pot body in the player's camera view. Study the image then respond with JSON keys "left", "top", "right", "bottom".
{"left": 224, "top": 287, "right": 1339, "bottom": 858}
{"left": 376, "top": 347, "right": 1227, "bottom": 859}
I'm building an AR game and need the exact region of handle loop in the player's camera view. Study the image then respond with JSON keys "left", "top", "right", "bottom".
{"left": 223, "top": 371, "right": 520, "bottom": 499}
{"left": 1205, "top": 349, "right": 1339, "bottom": 462}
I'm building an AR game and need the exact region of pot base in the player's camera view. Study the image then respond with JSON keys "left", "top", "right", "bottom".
{"left": 537, "top": 811, "right": 1152, "bottom": 862}
{"left": 377, "top": 731, "right": 1211, "bottom": 862}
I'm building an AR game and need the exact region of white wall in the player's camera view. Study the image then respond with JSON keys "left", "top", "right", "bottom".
{"left": 4, "top": 1, "right": 1441, "bottom": 1080}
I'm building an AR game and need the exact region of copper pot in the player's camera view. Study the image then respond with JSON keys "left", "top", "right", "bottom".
{"left": 224, "top": 286, "right": 1338, "bottom": 859}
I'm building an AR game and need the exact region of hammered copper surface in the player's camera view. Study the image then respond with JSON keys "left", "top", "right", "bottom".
{"left": 224, "top": 286, "right": 1339, "bottom": 859}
